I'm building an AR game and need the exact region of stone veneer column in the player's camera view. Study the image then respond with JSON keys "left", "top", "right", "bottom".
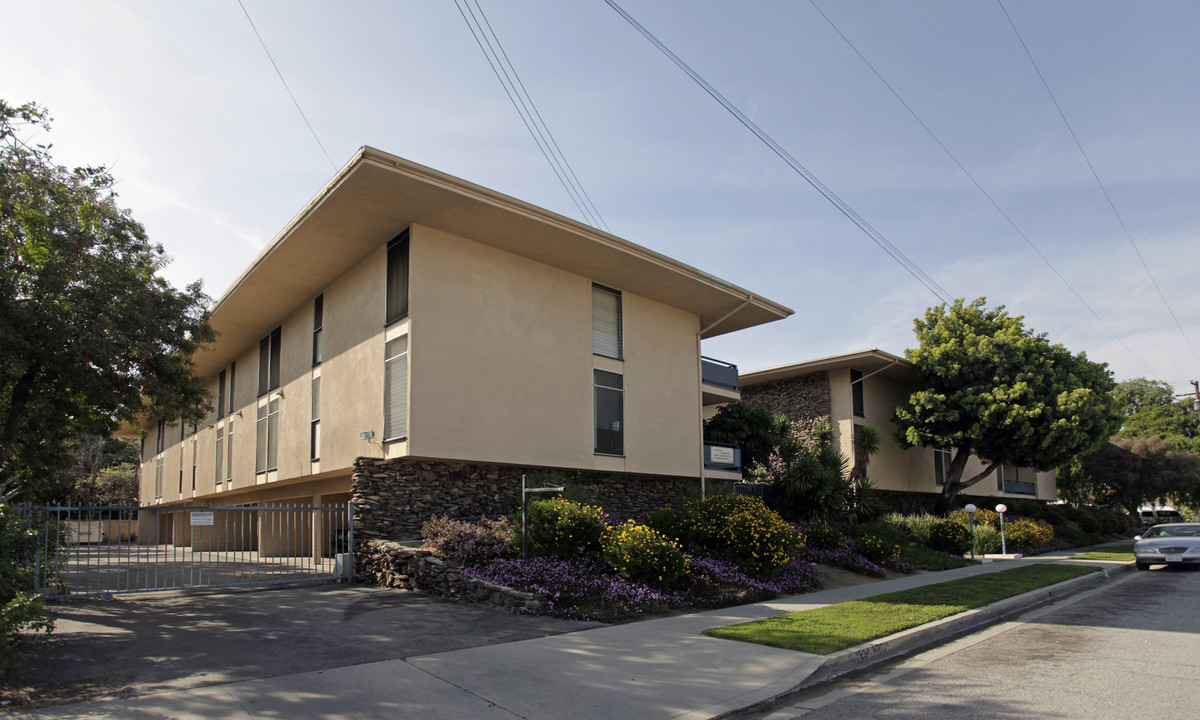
{"left": 739, "top": 370, "right": 832, "bottom": 443}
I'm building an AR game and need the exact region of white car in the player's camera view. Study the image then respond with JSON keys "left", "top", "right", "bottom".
{"left": 1133, "top": 523, "right": 1200, "bottom": 571}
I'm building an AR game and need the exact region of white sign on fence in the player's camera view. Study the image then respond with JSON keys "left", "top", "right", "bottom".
{"left": 190, "top": 511, "right": 214, "bottom": 527}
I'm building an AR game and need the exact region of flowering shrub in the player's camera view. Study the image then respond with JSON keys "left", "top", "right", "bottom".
{"left": 797, "top": 520, "right": 843, "bottom": 551}
{"left": 855, "top": 532, "right": 903, "bottom": 566}
{"left": 602, "top": 522, "right": 687, "bottom": 588}
{"left": 950, "top": 507, "right": 1001, "bottom": 529}
{"left": 462, "top": 556, "right": 686, "bottom": 621}
{"left": 645, "top": 507, "right": 699, "bottom": 546}
{"left": 927, "top": 518, "right": 970, "bottom": 554}
{"left": 1004, "top": 518, "right": 1054, "bottom": 552}
{"left": 420, "top": 515, "right": 517, "bottom": 566}
{"left": 800, "top": 544, "right": 888, "bottom": 577}
{"left": 686, "top": 555, "right": 820, "bottom": 601}
{"left": 714, "top": 508, "right": 800, "bottom": 578}
{"left": 525, "top": 497, "right": 608, "bottom": 559}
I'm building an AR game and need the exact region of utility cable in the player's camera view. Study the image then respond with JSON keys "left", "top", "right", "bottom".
{"left": 454, "top": 0, "right": 610, "bottom": 232}
{"left": 237, "top": 0, "right": 336, "bottom": 169}
{"left": 808, "top": 0, "right": 1160, "bottom": 380}
{"left": 999, "top": 0, "right": 1199, "bottom": 370}
{"left": 604, "top": 0, "right": 954, "bottom": 305}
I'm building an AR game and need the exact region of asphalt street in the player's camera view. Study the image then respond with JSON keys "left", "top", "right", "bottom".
{"left": 740, "top": 566, "right": 1200, "bottom": 720}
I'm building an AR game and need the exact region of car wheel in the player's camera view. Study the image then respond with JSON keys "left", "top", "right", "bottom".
{"left": 1135, "top": 561, "right": 1150, "bottom": 571}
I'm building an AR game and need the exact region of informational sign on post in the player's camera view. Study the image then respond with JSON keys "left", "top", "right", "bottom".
{"left": 710, "top": 446, "right": 736, "bottom": 465}
{"left": 190, "top": 511, "right": 214, "bottom": 526}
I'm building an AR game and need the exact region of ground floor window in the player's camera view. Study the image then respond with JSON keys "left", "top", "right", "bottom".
{"left": 594, "top": 369, "right": 624, "bottom": 456}
{"left": 934, "top": 447, "right": 951, "bottom": 486}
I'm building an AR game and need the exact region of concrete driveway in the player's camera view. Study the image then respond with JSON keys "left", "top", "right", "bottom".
{"left": 7, "top": 584, "right": 601, "bottom": 706}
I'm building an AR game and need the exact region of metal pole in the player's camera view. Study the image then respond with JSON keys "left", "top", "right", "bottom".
{"left": 521, "top": 475, "right": 528, "bottom": 562}
{"left": 346, "top": 500, "right": 355, "bottom": 585}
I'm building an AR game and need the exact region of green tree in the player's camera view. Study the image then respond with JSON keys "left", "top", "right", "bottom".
{"left": 1077, "top": 436, "right": 1200, "bottom": 517}
{"left": 1112, "top": 378, "right": 1198, "bottom": 453}
{"left": 0, "top": 100, "right": 214, "bottom": 501}
{"left": 894, "top": 298, "right": 1121, "bottom": 515}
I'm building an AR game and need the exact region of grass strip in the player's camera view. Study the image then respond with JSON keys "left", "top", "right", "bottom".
{"left": 702, "top": 564, "right": 1099, "bottom": 655}
{"left": 1069, "top": 545, "right": 1134, "bottom": 562}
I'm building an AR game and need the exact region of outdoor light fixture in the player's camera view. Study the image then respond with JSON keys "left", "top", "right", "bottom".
{"left": 359, "top": 429, "right": 375, "bottom": 440}
{"left": 996, "top": 504, "right": 1008, "bottom": 555}
{"left": 964, "top": 503, "right": 977, "bottom": 560}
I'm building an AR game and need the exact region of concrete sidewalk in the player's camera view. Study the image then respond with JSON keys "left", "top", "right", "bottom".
{"left": 21, "top": 549, "right": 1133, "bottom": 720}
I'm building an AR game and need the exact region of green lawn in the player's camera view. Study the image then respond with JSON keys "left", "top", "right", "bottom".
{"left": 1069, "top": 544, "right": 1134, "bottom": 562}
{"left": 702, "top": 564, "right": 1099, "bottom": 655}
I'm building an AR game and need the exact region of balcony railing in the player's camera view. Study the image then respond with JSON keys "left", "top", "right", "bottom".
{"left": 701, "top": 356, "right": 739, "bottom": 392}
{"left": 1003, "top": 481, "right": 1036, "bottom": 495}
{"left": 704, "top": 442, "right": 741, "bottom": 471}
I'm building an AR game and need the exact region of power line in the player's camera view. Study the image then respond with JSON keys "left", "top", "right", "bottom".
{"left": 807, "top": 0, "right": 1160, "bottom": 381}
{"left": 603, "top": 0, "right": 954, "bottom": 305}
{"left": 454, "top": 0, "right": 610, "bottom": 232}
{"left": 998, "top": 0, "right": 1200, "bottom": 371}
{"left": 237, "top": 0, "right": 336, "bottom": 169}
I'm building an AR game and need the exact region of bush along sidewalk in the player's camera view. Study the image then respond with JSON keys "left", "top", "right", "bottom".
{"left": 415, "top": 495, "right": 923, "bottom": 623}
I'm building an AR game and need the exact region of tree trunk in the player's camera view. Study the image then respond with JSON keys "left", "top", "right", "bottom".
{"left": 933, "top": 446, "right": 999, "bottom": 515}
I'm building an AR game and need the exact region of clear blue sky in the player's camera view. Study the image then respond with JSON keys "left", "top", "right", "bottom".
{"left": 4, "top": 0, "right": 1198, "bottom": 394}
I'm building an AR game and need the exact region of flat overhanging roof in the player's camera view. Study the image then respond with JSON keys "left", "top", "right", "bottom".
{"left": 741, "top": 349, "right": 917, "bottom": 386}
{"left": 193, "top": 148, "right": 792, "bottom": 378}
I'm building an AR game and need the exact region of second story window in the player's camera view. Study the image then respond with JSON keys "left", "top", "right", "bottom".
{"left": 258, "top": 327, "right": 282, "bottom": 397}
{"left": 592, "top": 284, "right": 622, "bottom": 359}
{"left": 217, "top": 370, "right": 227, "bottom": 419}
{"left": 386, "top": 231, "right": 410, "bottom": 325}
{"left": 155, "top": 419, "right": 165, "bottom": 454}
{"left": 312, "top": 294, "right": 324, "bottom": 365}
{"left": 850, "top": 369, "right": 865, "bottom": 418}
{"left": 228, "top": 362, "right": 236, "bottom": 415}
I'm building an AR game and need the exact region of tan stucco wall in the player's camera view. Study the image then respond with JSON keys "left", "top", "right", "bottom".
{"left": 139, "top": 221, "right": 710, "bottom": 506}
{"left": 405, "top": 225, "right": 701, "bottom": 476}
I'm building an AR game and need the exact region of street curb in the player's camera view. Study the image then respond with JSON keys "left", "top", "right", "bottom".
{"left": 794, "top": 562, "right": 1133, "bottom": 692}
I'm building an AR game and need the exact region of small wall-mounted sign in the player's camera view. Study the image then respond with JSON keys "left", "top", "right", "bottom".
{"left": 190, "top": 511, "right": 214, "bottom": 526}
{"left": 710, "top": 446, "right": 736, "bottom": 465}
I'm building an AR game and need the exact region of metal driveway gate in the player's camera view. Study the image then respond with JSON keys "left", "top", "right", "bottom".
{"left": 21, "top": 503, "right": 354, "bottom": 599}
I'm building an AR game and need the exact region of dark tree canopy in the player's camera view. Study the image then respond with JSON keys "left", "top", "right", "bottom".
{"left": 894, "top": 298, "right": 1121, "bottom": 514}
{"left": 1059, "top": 378, "right": 1200, "bottom": 511}
{"left": 703, "top": 400, "right": 789, "bottom": 471}
{"left": 0, "top": 100, "right": 214, "bottom": 500}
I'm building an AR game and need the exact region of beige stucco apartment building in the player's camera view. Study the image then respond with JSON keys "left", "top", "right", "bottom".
{"left": 134, "top": 148, "right": 791, "bottom": 546}
{"left": 739, "top": 349, "right": 1056, "bottom": 503}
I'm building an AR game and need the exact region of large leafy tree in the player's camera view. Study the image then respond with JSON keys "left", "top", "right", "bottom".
{"left": 1073, "top": 437, "right": 1200, "bottom": 516}
{"left": 0, "top": 100, "right": 214, "bottom": 501}
{"left": 1058, "top": 378, "right": 1200, "bottom": 510}
{"left": 894, "top": 298, "right": 1121, "bottom": 514}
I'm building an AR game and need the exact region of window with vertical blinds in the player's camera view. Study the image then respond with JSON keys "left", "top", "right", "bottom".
{"left": 215, "top": 425, "right": 225, "bottom": 484}
{"left": 384, "top": 336, "right": 408, "bottom": 440}
{"left": 256, "top": 399, "right": 280, "bottom": 474}
{"left": 594, "top": 369, "right": 624, "bottom": 456}
{"left": 312, "top": 294, "right": 324, "bottom": 366}
{"left": 592, "top": 285, "right": 622, "bottom": 359}
{"left": 311, "top": 375, "right": 321, "bottom": 461}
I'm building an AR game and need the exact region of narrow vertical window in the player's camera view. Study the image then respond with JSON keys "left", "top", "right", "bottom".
{"left": 267, "top": 398, "right": 280, "bottom": 472}
{"left": 191, "top": 438, "right": 197, "bottom": 492}
{"left": 255, "top": 405, "right": 267, "bottom": 474}
{"left": 594, "top": 369, "right": 624, "bottom": 455}
{"left": 228, "top": 362, "right": 236, "bottom": 415}
{"left": 934, "top": 447, "right": 951, "bottom": 486}
{"left": 256, "top": 400, "right": 280, "bottom": 474}
{"left": 258, "top": 328, "right": 281, "bottom": 396}
{"left": 850, "top": 369, "right": 864, "bottom": 418}
{"left": 592, "top": 284, "right": 622, "bottom": 359}
{"left": 311, "top": 375, "right": 321, "bottom": 461}
{"left": 269, "top": 328, "right": 281, "bottom": 391}
{"left": 217, "top": 370, "right": 227, "bottom": 419}
{"left": 215, "top": 425, "right": 225, "bottom": 484}
{"left": 384, "top": 336, "right": 409, "bottom": 440}
{"left": 386, "top": 231, "right": 410, "bottom": 325}
{"left": 997, "top": 464, "right": 1005, "bottom": 491}
{"left": 154, "top": 457, "right": 164, "bottom": 499}
{"left": 156, "top": 420, "right": 165, "bottom": 454}
{"left": 312, "top": 294, "right": 324, "bottom": 366}
{"left": 226, "top": 419, "right": 234, "bottom": 483}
